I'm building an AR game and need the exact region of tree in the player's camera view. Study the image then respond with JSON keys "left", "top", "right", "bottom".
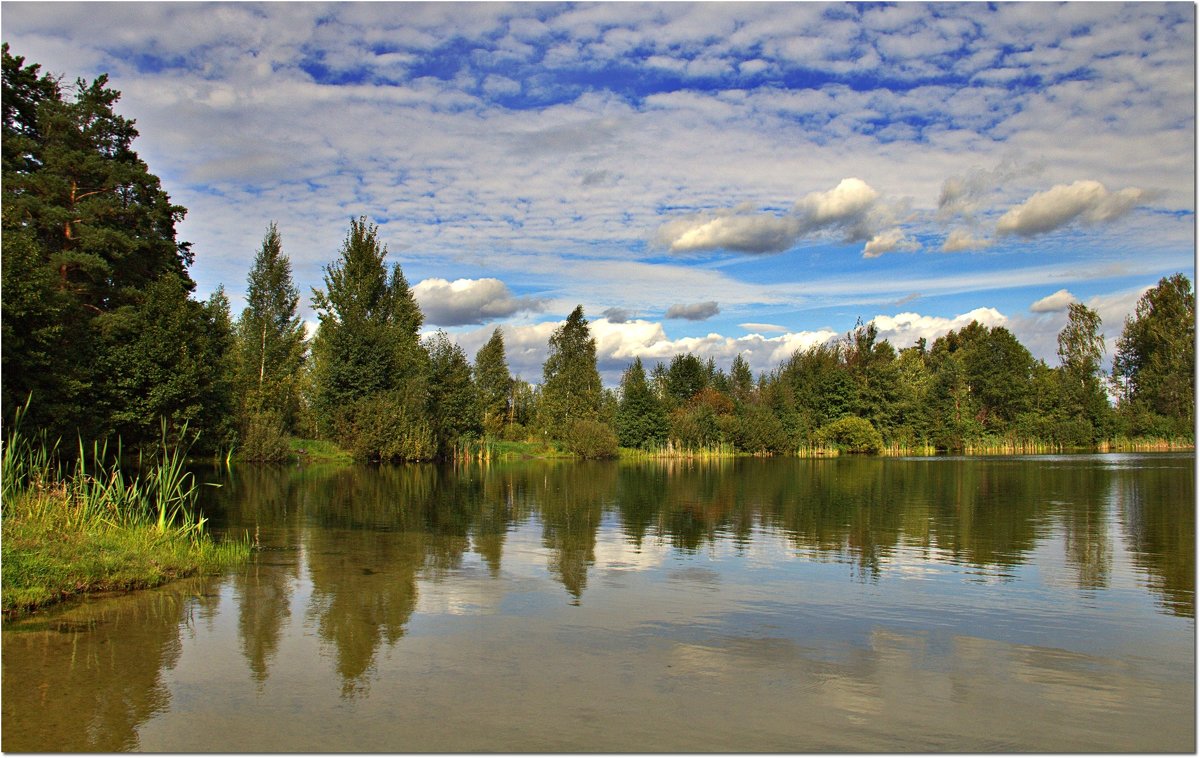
{"left": 1113, "top": 273, "right": 1195, "bottom": 436}
{"left": 664, "top": 353, "right": 708, "bottom": 408}
{"left": 426, "top": 331, "right": 481, "bottom": 456}
{"left": 616, "top": 357, "right": 667, "bottom": 449}
{"left": 310, "top": 217, "right": 431, "bottom": 458}
{"left": 539, "top": 305, "right": 603, "bottom": 441}
{"left": 474, "top": 327, "right": 512, "bottom": 437}
{"left": 729, "top": 354, "right": 755, "bottom": 404}
{"left": 1, "top": 46, "right": 217, "bottom": 447}
{"left": 234, "top": 223, "right": 307, "bottom": 435}
{"left": 1054, "top": 302, "right": 1112, "bottom": 443}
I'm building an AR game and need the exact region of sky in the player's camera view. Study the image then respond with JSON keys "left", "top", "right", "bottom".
{"left": 2, "top": 1, "right": 1194, "bottom": 384}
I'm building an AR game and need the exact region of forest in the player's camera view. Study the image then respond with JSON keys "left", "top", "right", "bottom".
{"left": 3, "top": 46, "right": 1195, "bottom": 463}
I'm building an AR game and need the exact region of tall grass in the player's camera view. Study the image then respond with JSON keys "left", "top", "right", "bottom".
{"left": 2, "top": 408, "right": 249, "bottom": 617}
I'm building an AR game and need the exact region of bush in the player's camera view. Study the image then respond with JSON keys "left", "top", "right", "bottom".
{"left": 818, "top": 415, "right": 883, "bottom": 454}
{"left": 346, "top": 392, "right": 436, "bottom": 462}
{"left": 501, "top": 422, "right": 528, "bottom": 442}
{"left": 565, "top": 419, "right": 619, "bottom": 459}
{"left": 238, "top": 410, "right": 291, "bottom": 462}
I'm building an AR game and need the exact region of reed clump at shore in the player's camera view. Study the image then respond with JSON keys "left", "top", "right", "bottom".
{"left": 2, "top": 414, "right": 250, "bottom": 619}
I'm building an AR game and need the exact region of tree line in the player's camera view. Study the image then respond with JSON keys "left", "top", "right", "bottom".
{"left": 3, "top": 47, "right": 1194, "bottom": 461}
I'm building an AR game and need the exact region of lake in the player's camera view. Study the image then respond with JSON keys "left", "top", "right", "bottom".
{"left": 2, "top": 454, "right": 1194, "bottom": 752}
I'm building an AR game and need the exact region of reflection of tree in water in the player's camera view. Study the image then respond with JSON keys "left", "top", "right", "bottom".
{"left": 216, "top": 466, "right": 305, "bottom": 686}
{"left": 1117, "top": 459, "right": 1195, "bottom": 618}
{"left": 536, "top": 462, "right": 614, "bottom": 601}
{"left": 300, "top": 466, "right": 437, "bottom": 697}
{"left": 1054, "top": 464, "right": 1113, "bottom": 591}
{"left": 1, "top": 581, "right": 218, "bottom": 751}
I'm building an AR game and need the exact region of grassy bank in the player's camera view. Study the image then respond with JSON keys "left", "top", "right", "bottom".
{"left": 2, "top": 422, "right": 251, "bottom": 619}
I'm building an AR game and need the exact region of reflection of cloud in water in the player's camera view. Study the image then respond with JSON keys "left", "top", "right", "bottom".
{"left": 593, "top": 533, "right": 672, "bottom": 573}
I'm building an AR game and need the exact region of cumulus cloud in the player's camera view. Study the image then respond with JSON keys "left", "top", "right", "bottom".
{"left": 665, "top": 301, "right": 720, "bottom": 321}
{"left": 995, "top": 180, "right": 1145, "bottom": 237}
{"left": 863, "top": 227, "right": 920, "bottom": 258}
{"left": 941, "top": 228, "right": 992, "bottom": 252}
{"left": 412, "top": 278, "right": 545, "bottom": 326}
{"left": 870, "top": 307, "right": 1009, "bottom": 350}
{"left": 658, "top": 177, "right": 912, "bottom": 257}
{"left": 1029, "top": 288, "right": 1076, "bottom": 313}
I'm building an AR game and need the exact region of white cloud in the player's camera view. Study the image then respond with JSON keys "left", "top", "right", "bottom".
{"left": 863, "top": 227, "right": 920, "bottom": 258}
{"left": 1029, "top": 289, "right": 1076, "bottom": 313}
{"left": 657, "top": 177, "right": 910, "bottom": 257}
{"left": 995, "top": 180, "right": 1146, "bottom": 238}
{"left": 870, "top": 307, "right": 1009, "bottom": 350}
{"left": 412, "top": 278, "right": 545, "bottom": 326}
{"left": 739, "top": 322, "right": 789, "bottom": 334}
{"left": 941, "top": 228, "right": 992, "bottom": 252}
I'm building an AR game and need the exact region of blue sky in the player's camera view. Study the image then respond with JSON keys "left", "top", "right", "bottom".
{"left": 3, "top": 2, "right": 1194, "bottom": 383}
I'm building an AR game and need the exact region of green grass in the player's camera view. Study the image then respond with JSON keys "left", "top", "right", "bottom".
{"left": 2, "top": 411, "right": 251, "bottom": 619}
{"left": 288, "top": 437, "right": 354, "bottom": 464}
{"left": 2, "top": 488, "right": 247, "bottom": 617}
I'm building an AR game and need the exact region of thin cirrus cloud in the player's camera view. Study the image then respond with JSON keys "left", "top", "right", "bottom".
{"left": 657, "top": 178, "right": 918, "bottom": 258}
{"left": 412, "top": 278, "right": 545, "bottom": 327}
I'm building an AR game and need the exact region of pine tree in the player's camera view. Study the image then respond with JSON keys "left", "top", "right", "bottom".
{"left": 1, "top": 46, "right": 220, "bottom": 447}
{"left": 426, "top": 331, "right": 481, "bottom": 455}
{"left": 235, "top": 223, "right": 307, "bottom": 429}
{"left": 539, "top": 305, "right": 603, "bottom": 441}
{"left": 310, "top": 217, "right": 432, "bottom": 458}
{"left": 474, "top": 327, "right": 512, "bottom": 437}
{"left": 616, "top": 357, "right": 668, "bottom": 449}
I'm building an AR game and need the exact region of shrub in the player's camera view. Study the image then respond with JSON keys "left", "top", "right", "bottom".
{"left": 565, "top": 419, "right": 619, "bottom": 459}
{"left": 818, "top": 415, "right": 883, "bottom": 454}
{"left": 238, "top": 410, "right": 291, "bottom": 462}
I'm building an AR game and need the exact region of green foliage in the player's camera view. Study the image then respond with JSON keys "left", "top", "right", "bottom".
{"left": 1114, "top": 274, "right": 1195, "bottom": 437}
{"left": 426, "top": 331, "right": 482, "bottom": 456}
{"left": 234, "top": 222, "right": 307, "bottom": 434}
{"left": 310, "top": 217, "right": 432, "bottom": 458}
{"left": 564, "top": 419, "right": 619, "bottom": 459}
{"left": 665, "top": 353, "right": 709, "bottom": 407}
{"left": 616, "top": 357, "right": 668, "bottom": 449}
{"left": 539, "top": 305, "right": 602, "bottom": 440}
{"left": 345, "top": 390, "right": 436, "bottom": 462}
{"left": 238, "top": 409, "right": 292, "bottom": 463}
{"left": 474, "top": 327, "right": 512, "bottom": 436}
{"left": 817, "top": 415, "right": 884, "bottom": 454}
{"left": 2, "top": 46, "right": 225, "bottom": 450}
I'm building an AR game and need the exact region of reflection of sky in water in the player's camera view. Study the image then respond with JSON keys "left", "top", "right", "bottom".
{"left": 3, "top": 456, "right": 1193, "bottom": 753}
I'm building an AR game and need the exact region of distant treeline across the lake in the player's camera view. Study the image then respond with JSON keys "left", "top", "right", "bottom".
{"left": 3, "top": 46, "right": 1195, "bottom": 461}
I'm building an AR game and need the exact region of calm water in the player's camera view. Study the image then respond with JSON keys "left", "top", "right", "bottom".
{"left": 3, "top": 454, "right": 1194, "bottom": 752}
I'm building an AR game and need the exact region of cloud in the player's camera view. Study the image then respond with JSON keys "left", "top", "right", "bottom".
{"left": 412, "top": 278, "right": 545, "bottom": 326}
{"left": 601, "top": 307, "right": 635, "bottom": 324}
{"left": 937, "top": 158, "right": 1044, "bottom": 221}
{"left": 794, "top": 177, "right": 879, "bottom": 233}
{"left": 995, "top": 180, "right": 1145, "bottom": 238}
{"left": 1029, "top": 289, "right": 1076, "bottom": 313}
{"left": 658, "top": 177, "right": 911, "bottom": 257}
{"left": 863, "top": 227, "right": 920, "bottom": 258}
{"left": 941, "top": 228, "right": 992, "bottom": 252}
{"left": 740, "top": 322, "right": 789, "bottom": 334}
{"left": 870, "top": 307, "right": 1009, "bottom": 350}
{"left": 657, "top": 212, "right": 801, "bottom": 254}
{"left": 665, "top": 301, "right": 720, "bottom": 321}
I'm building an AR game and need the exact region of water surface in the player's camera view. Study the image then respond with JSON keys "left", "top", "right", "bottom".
{"left": 3, "top": 454, "right": 1194, "bottom": 752}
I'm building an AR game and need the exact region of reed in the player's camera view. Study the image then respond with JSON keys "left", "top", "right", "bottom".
{"left": 1, "top": 412, "right": 249, "bottom": 617}
{"left": 1098, "top": 437, "right": 1195, "bottom": 453}
{"left": 622, "top": 441, "right": 740, "bottom": 460}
